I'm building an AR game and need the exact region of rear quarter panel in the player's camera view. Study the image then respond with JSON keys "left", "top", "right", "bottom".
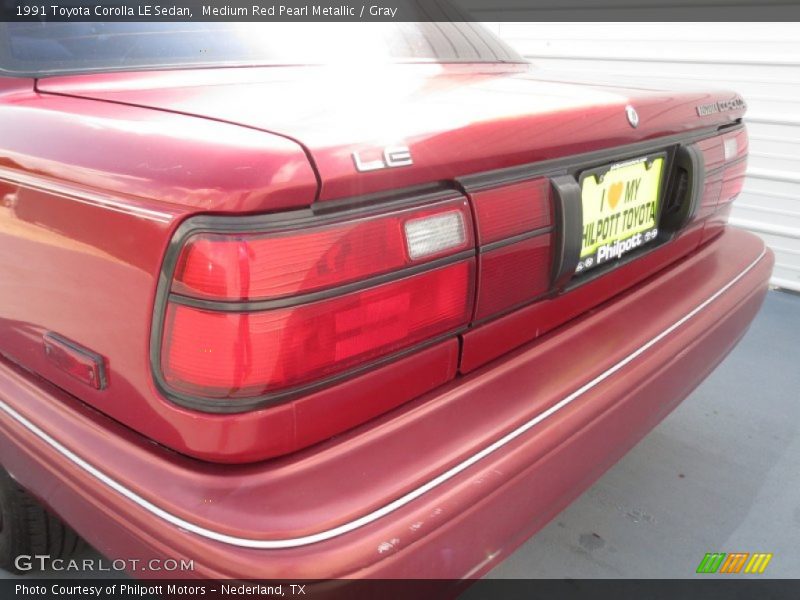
{"left": 0, "top": 82, "right": 318, "bottom": 459}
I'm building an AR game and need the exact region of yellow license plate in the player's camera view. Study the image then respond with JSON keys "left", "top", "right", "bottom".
{"left": 577, "top": 155, "right": 665, "bottom": 274}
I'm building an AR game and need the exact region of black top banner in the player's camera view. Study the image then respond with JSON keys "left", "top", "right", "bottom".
{"left": 3, "top": 0, "right": 800, "bottom": 21}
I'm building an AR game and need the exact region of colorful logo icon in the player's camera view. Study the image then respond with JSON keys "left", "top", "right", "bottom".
{"left": 696, "top": 552, "right": 773, "bottom": 574}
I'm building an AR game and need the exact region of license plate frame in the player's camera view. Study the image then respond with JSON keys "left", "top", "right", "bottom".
{"left": 576, "top": 152, "right": 667, "bottom": 275}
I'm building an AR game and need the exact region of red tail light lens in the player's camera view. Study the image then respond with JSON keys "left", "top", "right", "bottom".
{"left": 475, "top": 234, "right": 552, "bottom": 320}
{"left": 695, "top": 127, "right": 748, "bottom": 245}
{"left": 472, "top": 177, "right": 551, "bottom": 245}
{"left": 719, "top": 159, "right": 747, "bottom": 206}
{"left": 695, "top": 127, "right": 748, "bottom": 218}
{"left": 468, "top": 177, "right": 555, "bottom": 321}
{"left": 719, "top": 128, "right": 748, "bottom": 206}
{"left": 173, "top": 198, "right": 472, "bottom": 301}
{"left": 162, "top": 262, "right": 473, "bottom": 398}
{"left": 696, "top": 136, "right": 725, "bottom": 172}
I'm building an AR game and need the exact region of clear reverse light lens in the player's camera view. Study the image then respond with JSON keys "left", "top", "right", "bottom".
{"left": 724, "top": 137, "right": 739, "bottom": 161}
{"left": 404, "top": 211, "right": 466, "bottom": 260}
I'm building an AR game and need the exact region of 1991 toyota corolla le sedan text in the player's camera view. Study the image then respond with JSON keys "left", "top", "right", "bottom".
{"left": 0, "top": 22, "right": 772, "bottom": 579}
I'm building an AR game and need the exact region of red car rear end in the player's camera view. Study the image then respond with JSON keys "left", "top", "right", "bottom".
{"left": 0, "top": 22, "right": 771, "bottom": 579}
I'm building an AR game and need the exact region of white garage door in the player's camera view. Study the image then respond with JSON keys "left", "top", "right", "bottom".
{"left": 491, "top": 23, "right": 800, "bottom": 291}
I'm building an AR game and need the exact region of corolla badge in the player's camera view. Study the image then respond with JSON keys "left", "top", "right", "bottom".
{"left": 625, "top": 105, "right": 639, "bottom": 128}
{"left": 352, "top": 145, "right": 413, "bottom": 172}
{"left": 696, "top": 96, "right": 747, "bottom": 117}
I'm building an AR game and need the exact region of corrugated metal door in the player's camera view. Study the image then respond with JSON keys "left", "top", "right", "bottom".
{"left": 492, "top": 23, "right": 800, "bottom": 291}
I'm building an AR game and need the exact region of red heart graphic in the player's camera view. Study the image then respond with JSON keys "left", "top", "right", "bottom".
{"left": 608, "top": 182, "right": 623, "bottom": 210}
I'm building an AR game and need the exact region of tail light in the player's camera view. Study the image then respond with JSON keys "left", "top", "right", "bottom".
{"left": 694, "top": 126, "right": 748, "bottom": 243}
{"left": 156, "top": 197, "right": 475, "bottom": 406}
{"left": 470, "top": 178, "right": 554, "bottom": 320}
{"left": 475, "top": 234, "right": 552, "bottom": 319}
{"left": 472, "top": 178, "right": 551, "bottom": 245}
{"left": 695, "top": 127, "right": 748, "bottom": 215}
{"left": 718, "top": 128, "right": 748, "bottom": 205}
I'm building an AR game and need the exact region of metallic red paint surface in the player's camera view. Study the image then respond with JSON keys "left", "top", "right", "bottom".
{"left": 0, "top": 228, "right": 771, "bottom": 579}
{"left": 0, "top": 64, "right": 748, "bottom": 463}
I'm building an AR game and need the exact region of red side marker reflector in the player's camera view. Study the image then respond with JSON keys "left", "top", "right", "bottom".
{"left": 43, "top": 332, "right": 107, "bottom": 390}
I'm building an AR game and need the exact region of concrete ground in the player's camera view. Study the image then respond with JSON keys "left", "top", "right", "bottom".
{"left": 3, "top": 290, "right": 798, "bottom": 580}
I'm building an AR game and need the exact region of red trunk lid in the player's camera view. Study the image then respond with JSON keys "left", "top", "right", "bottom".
{"left": 38, "top": 62, "right": 744, "bottom": 201}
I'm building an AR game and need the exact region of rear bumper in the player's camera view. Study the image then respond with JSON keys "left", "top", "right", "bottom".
{"left": 0, "top": 227, "right": 772, "bottom": 579}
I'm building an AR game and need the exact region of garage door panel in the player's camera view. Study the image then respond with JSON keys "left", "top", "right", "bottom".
{"left": 514, "top": 41, "right": 800, "bottom": 66}
{"left": 742, "top": 231, "right": 800, "bottom": 290}
{"left": 747, "top": 154, "right": 800, "bottom": 174}
{"left": 737, "top": 188, "right": 800, "bottom": 217}
{"left": 743, "top": 176, "right": 800, "bottom": 197}
{"left": 747, "top": 135, "right": 800, "bottom": 161}
{"left": 498, "top": 22, "right": 800, "bottom": 43}
{"left": 525, "top": 58, "right": 800, "bottom": 86}
{"left": 733, "top": 204, "right": 800, "bottom": 232}
{"left": 747, "top": 122, "right": 800, "bottom": 140}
